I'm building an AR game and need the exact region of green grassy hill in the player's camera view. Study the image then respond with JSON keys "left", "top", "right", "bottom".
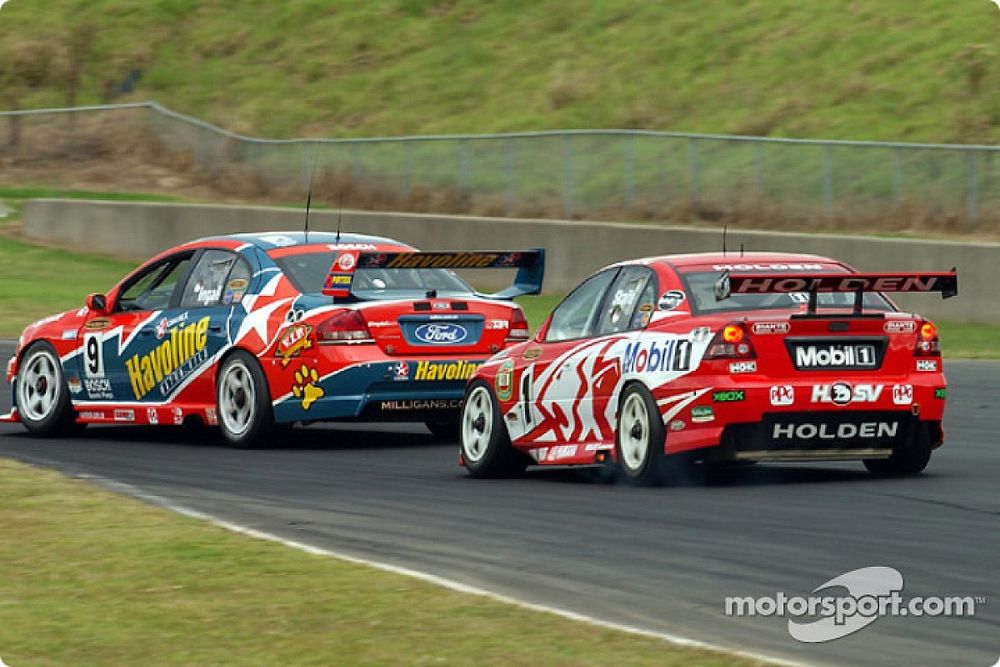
{"left": 1, "top": 0, "right": 998, "bottom": 142}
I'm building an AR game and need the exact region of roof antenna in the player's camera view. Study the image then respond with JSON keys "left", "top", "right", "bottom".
{"left": 740, "top": 242, "right": 744, "bottom": 258}
{"left": 303, "top": 146, "right": 318, "bottom": 244}
{"left": 335, "top": 188, "right": 344, "bottom": 244}
{"left": 722, "top": 225, "right": 728, "bottom": 256}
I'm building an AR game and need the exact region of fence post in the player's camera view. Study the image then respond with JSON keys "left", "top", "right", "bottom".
{"left": 402, "top": 141, "right": 414, "bottom": 198}
{"left": 966, "top": 151, "right": 979, "bottom": 225}
{"left": 459, "top": 138, "right": 471, "bottom": 193}
{"left": 754, "top": 142, "right": 764, "bottom": 201}
{"left": 687, "top": 138, "right": 700, "bottom": 201}
{"left": 624, "top": 135, "right": 636, "bottom": 209}
{"left": 350, "top": 143, "right": 360, "bottom": 183}
{"left": 822, "top": 145, "right": 834, "bottom": 218}
{"left": 563, "top": 134, "right": 574, "bottom": 219}
{"left": 893, "top": 148, "right": 903, "bottom": 209}
{"left": 504, "top": 137, "right": 516, "bottom": 216}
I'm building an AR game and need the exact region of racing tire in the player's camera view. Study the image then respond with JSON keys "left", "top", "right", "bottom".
{"left": 216, "top": 350, "right": 276, "bottom": 449}
{"left": 15, "top": 341, "right": 79, "bottom": 437}
{"left": 863, "top": 423, "right": 932, "bottom": 476}
{"left": 460, "top": 380, "right": 529, "bottom": 478}
{"left": 425, "top": 417, "right": 460, "bottom": 440}
{"left": 615, "top": 383, "right": 667, "bottom": 485}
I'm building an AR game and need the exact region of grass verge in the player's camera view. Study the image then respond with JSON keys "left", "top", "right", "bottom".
{"left": 0, "top": 458, "right": 755, "bottom": 666}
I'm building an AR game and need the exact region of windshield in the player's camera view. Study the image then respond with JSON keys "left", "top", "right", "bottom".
{"left": 274, "top": 251, "right": 475, "bottom": 298}
{"left": 680, "top": 269, "right": 896, "bottom": 315}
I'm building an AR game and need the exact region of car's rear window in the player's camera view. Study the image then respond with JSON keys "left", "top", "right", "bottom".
{"left": 274, "top": 251, "right": 475, "bottom": 298}
{"left": 679, "top": 268, "right": 895, "bottom": 315}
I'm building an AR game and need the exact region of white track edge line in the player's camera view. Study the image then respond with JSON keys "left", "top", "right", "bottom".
{"left": 74, "top": 472, "right": 808, "bottom": 667}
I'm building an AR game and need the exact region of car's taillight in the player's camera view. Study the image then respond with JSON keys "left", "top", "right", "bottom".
{"left": 913, "top": 320, "right": 941, "bottom": 357}
{"left": 317, "top": 310, "right": 373, "bottom": 344}
{"left": 704, "top": 322, "right": 756, "bottom": 359}
{"left": 506, "top": 307, "right": 530, "bottom": 343}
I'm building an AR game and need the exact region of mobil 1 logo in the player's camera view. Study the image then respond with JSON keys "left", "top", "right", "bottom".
{"left": 792, "top": 342, "right": 878, "bottom": 370}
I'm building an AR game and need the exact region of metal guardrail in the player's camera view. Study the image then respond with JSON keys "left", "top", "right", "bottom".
{"left": 2, "top": 101, "right": 998, "bottom": 225}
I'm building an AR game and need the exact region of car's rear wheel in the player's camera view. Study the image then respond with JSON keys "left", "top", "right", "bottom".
{"left": 616, "top": 384, "right": 667, "bottom": 485}
{"left": 217, "top": 350, "right": 275, "bottom": 448}
{"left": 460, "top": 380, "right": 528, "bottom": 477}
{"left": 864, "top": 423, "right": 932, "bottom": 476}
{"left": 16, "top": 342, "right": 78, "bottom": 436}
{"left": 425, "top": 416, "right": 460, "bottom": 440}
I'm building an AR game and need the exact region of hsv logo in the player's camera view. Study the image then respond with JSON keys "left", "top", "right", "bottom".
{"left": 413, "top": 323, "right": 468, "bottom": 344}
{"left": 770, "top": 385, "right": 795, "bottom": 406}
{"left": 794, "top": 343, "right": 877, "bottom": 369}
{"left": 811, "top": 382, "right": 883, "bottom": 406}
{"left": 892, "top": 384, "right": 914, "bottom": 405}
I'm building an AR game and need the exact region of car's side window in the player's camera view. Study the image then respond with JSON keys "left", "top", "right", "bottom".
{"left": 180, "top": 250, "right": 240, "bottom": 308}
{"left": 222, "top": 256, "right": 252, "bottom": 305}
{"left": 545, "top": 269, "right": 618, "bottom": 342}
{"left": 116, "top": 255, "right": 194, "bottom": 313}
{"left": 595, "top": 267, "right": 657, "bottom": 336}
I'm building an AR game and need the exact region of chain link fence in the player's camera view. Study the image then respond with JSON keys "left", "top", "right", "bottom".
{"left": 2, "top": 101, "right": 998, "bottom": 229}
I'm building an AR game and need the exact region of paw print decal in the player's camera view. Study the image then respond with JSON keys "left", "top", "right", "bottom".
{"left": 291, "top": 364, "right": 325, "bottom": 410}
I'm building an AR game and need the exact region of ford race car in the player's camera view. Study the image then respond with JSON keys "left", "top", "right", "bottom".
{"left": 3, "top": 232, "right": 543, "bottom": 447}
{"left": 459, "top": 252, "right": 957, "bottom": 483}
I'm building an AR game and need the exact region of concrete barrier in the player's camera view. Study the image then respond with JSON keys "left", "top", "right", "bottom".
{"left": 23, "top": 199, "right": 1000, "bottom": 324}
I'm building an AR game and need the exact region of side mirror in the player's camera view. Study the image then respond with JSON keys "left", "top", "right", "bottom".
{"left": 86, "top": 293, "right": 109, "bottom": 315}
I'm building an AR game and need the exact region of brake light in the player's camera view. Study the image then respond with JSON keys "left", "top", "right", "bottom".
{"left": 506, "top": 307, "right": 530, "bottom": 343}
{"left": 317, "top": 310, "right": 373, "bottom": 344}
{"left": 914, "top": 320, "right": 940, "bottom": 357}
{"left": 705, "top": 322, "right": 756, "bottom": 359}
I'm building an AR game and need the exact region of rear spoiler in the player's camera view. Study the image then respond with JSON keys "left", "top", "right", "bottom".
{"left": 323, "top": 249, "right": 545, "bottom": 300}
{"left": 715, "top": 269, "right": 958, "bottom": 314}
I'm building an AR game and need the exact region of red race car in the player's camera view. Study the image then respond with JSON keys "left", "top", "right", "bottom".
{"left": 459, "top": 252, "right": 957, "bottom": 483}
{"left": 3, "top": 232, "right": 543, "bottom": 447}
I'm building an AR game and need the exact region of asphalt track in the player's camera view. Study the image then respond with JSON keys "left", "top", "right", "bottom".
{"left": 1, "top": 339, "right": 997, "bottom": 666}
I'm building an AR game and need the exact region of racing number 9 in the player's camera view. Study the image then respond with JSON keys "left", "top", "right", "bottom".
{"left": 83, "top": 333, "right": 104, "bottom": 378}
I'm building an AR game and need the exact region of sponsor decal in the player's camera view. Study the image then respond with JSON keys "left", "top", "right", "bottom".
{"left": 584, "top": 443, "right": 613, "bottom": 451}
{"left": 324, "top": 274, "right": 352, "bottom": 287}
{"left": 368, "top": 320, "right": 395, "bottom": 328}
{"left": 392, "top": 361, "right": 410, "bottom": 381}
{"left": 276, "top": 324, "right": 314, "bottom": 368}
{"left": 61, "top": 328, "right": 78, "bottom": 340}
{"left": 496, "top": 359, "right": 515, "bottom": 401}
{"left": 84, "top": 377, "right": 114, "bottom": 400}
{"left": 916, "top": 359, "right": 938, "bottom": 372}
{"left": 227, "top": 278, "right": 248, "bottom": 291}
{"left": 691, "top": 326, "right": 712, "bottom": 343}
{"left": 196, "top": 287, "right": 221, "bottom": 305}
{"left": 794, "top": 344, "right": 877, "bottom": 369}
{"left": 147, "top": 408, "right": 159, "bottom": 425}
{"left": 892, "top": 384, "right": 914, "bottom": 406}
{"left": 384, "top": 253, "right": 502, "bottom": 269}
{"left": 658, "top": 290, "right": 686, "bottom": 311}
{"left": 113, "top": 409, "right": 135, "bottom": 422}
{"left": 770, "top": 385, "right": 795, "bottom": 406}
{"left": 259, "top": 234, "right": 295, "bottom": 247}
{"left": 753, "top": 321, "right": 790, "bottom": 335}
{"left": 730, "top": 360, "right": 758, "bottom": 374}
{"left": 691, "top": 406, "right": 714, "bottom": 423}
{"left": 487, "top": 319, "right": 509, "bottom": 330}
{"left": 67, "top": 376, "right": 83, "bottom": 395}
{"left": 155, "top": 318, "right": 169, "bottom": 339}
{"left": 80, "top": 410, "right": 105, "bottom": 420}
{"left": 772, "top": 421, "right": 899, "bottom": 440}
{"left": 934, "top": 387, "right": 947, "bottom": 399}
{"left": 713, "top": 263, "right": 825, "bottom": 272}
{"left": 204, "top": 407, "right": 218, "bottom": 426}
{"left": 544, "top": 445, "right": 578, "bottom": 461}
{"left": 432, "top": 302, "right": 449, "bottom": 310}
{"left": 522, "top": 346, "right": 542, "bottom": 361}
{"left": 811, "top": 382, "right": 883, "bottom": 406}
{"left": 84, "top": 318, "right": 111, "bottom": 330}
{"left": 712, "top": 390, "right": 745, "bottom": 402}
{"left": 413, "top": 359, "right": 481, "bottom": 382}
{"left": 291, "top": 364, "right": 325, "bottom": 410}
{"left": 329, "top": 243, "right": 378, "bottom": 251}
{"left": 622, "top": 339, "right": 693, "bottom": 374}
{"left": 171, "top": 407, "right": 184, "bottom": 425}
{"left": 125, "top": 316, "right": 210, "bottom": 400}
{"left": 732, "top": 275, "right": 949, "bottom": 295}
{"left": 337, "top": 253, "right": 357, "bottom": 271}
{"left": 884, "top": 320, "right": 916, "bottom": 334}
{"left": 668, "top": 420, "right": 686, "bottom": 432}
{"left": 638, "top": 303, "right": 654, "bottom": 312}
{"left": 380, "top": 399, "right": 462, "bottom": 411}
{"left": 413, "top": 323, "right": 469, "bottom": 345}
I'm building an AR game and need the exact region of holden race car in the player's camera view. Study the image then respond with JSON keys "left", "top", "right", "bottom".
{"left": 459, "top": 251, "right": 957, "bottom": 483}
{"left": 3, "top": 231, "right": 543, "bottom": 447}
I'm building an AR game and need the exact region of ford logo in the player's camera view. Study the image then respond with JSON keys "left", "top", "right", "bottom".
{"left": 414, "top": 323, "right": 468, "bottom": 344}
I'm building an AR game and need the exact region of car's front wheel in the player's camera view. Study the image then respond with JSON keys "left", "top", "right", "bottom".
{"left": 460, "top": 380, "right": 529, "bottom": 477}
{"left": 16, "top": 342, "right": 79, "bottom": 436}
{"left": 217, "top": 350, "right": 275, "bottom": 448}
{"left": 864, "top": 423, "right": 932, "bottom": 476}
{"left": 616, "top": 383, "right": 667, "bottom": 485}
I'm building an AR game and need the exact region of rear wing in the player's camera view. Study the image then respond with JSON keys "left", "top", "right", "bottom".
{"left": 714, "top": 269, "right": 958, "bottom": 315}
{"left": 322, "top": 249, "right": 545, "bottom": 300}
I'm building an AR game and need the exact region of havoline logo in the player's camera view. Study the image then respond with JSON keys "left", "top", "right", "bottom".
{"left": 794, "top": 344, "right": 876, "bottom": 369}
{"left": 126, "top": 316, "right": 210, "bottom": 399}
